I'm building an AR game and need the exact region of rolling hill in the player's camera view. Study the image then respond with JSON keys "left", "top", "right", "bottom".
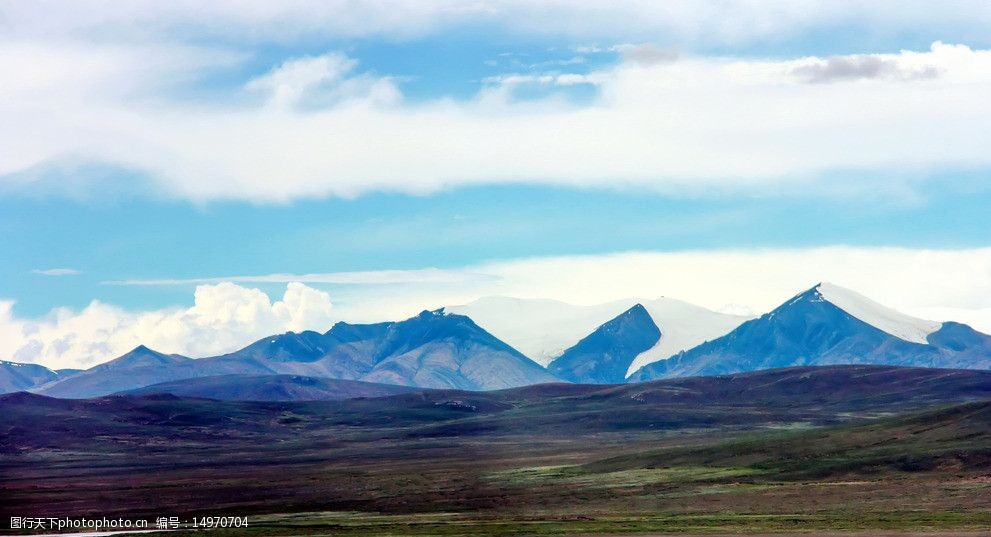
{"left": 122, "top": 374, "right": 424, "bottom": 401}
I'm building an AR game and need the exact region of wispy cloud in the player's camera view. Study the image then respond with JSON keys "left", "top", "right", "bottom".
{"left": 103, "top": 268, "right": 497, "bottom": 286}
{"left": 32, "top": 268, "right": 81, "bottom": 276}
{"left": 245, "top": 52, "right": 400, "bottom": 110}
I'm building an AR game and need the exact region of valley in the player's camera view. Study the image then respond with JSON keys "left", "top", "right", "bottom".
{"left": 2, "top": 365, "right": 990, "bottom": 535}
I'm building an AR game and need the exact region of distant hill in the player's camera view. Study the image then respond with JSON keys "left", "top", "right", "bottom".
{"left": 630, "top": 283, "right": 991, "bottom": 381}
{"left": 122, "top": 374, "right": 423, "bottom": 401}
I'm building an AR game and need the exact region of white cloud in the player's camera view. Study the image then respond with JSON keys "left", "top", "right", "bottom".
{"left": 5, "top": 247, "right": 991, "bottom": 369}
{"left": 32, "top": 268, "right": 81, "bottom": 276}
{"left": 1, "top": 42, "right": 989, "bottom": 202}
{"left": 0, "top": 282, "right": 334, "bottom": 369}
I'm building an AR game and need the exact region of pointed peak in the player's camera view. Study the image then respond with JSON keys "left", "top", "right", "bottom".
{"left": 628, "top": 303, "right": 648, "bottom": 313}
{"left": 780, "top": 282, "right": 941, "bottom": 344}
{"left": 615, "top": 303, "right": 651, "bottom": 320}
{"left": 781, "top": 285, "right": 825, "bottom": 307}
{"left": 91, "top": 344, "right": 189, "bottom": 371}
{"left": 600, "top": 303, "right": 660, "bottom": 333}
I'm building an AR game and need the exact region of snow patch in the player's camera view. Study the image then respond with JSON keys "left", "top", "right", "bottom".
{"left": 447, "top": 295, "right": 750, "bottom": 373}
{"left": 816, "top": 282, "right": 941, "bottom": 344}
{"left": 625, "top": 298, "right": 753, "bottom": 377}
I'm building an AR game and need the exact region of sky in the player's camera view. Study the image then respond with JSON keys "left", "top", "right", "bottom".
{"left": 2, "top": 1, "right": 991, "bottom": 369}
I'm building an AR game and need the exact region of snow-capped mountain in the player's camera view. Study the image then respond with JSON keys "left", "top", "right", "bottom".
{"left": 447, "top": 296, "right": 751, "bottom": 372}
{"left": 629, "top": 282, "right": 991, "bottom": 381}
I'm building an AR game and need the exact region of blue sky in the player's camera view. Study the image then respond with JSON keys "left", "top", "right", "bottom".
{"left": 2, "top": 1, "right": 991, "bottom": 367}
{"left": 4, "top": 178, "right": 991, "bottom": 317}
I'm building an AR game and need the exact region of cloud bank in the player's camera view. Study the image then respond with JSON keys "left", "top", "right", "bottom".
{"left": 1, "top": 39, "right": 990, "bottom": 202}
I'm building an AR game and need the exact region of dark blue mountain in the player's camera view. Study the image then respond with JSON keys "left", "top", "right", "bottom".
{"left": 38, "top": 310, "right": 559, "bottom": 397}
{"left": 548, "top": 304, "right": 661, "bottom": 384}
{"left": 628, "top": 284, "right": 991, "bottom": 381}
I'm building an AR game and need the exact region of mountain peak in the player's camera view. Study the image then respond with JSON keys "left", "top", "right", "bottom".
{"left": 807, "top": 282, "right": 940, "bottom": 344}
{"left": 417, "top": 308, "right": 447, "bottom": 319}
{"left": 95, "top": 345, "right": 190, "bottom": 372}
{"left": 626, "top": 303, "right": 648, "bottom": 315}
{"left": 548, "top": 304, "right": 661, "bottom": 384}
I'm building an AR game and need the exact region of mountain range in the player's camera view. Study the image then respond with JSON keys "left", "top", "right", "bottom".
{"left": 26, "top": 309, "right": 556, "bottom": 398}
{"left": 3, "top": 282, "right": 991, "bottom": 398}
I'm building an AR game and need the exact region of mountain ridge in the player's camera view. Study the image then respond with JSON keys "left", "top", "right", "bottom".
{"left": 628, "top": 283, "right": 991, "bottom": 381}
